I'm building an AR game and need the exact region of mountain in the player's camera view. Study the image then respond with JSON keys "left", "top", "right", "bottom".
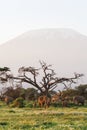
{"left": 0, "top": 28, "right": 87, "bottom": 83}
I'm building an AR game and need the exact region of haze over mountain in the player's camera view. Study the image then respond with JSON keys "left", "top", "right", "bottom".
{"left": 0, "top": 28, "right": 87, "bottom": 83}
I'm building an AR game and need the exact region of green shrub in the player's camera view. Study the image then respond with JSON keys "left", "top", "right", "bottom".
{"left": 11, "top": 97, "right": 25, "bottom": 108}
{"left": 25, "top": 101, "right": 34, "bottom": 108}
{"left": 0, "top": 122, "right": 8, "bottom": 126}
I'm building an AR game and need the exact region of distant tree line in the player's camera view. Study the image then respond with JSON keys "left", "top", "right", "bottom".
{"left": 61, "top": 84, "right": 87, "bottom": 100}
{"left": 0, "top": 83, "right": 86, "bottom": 108}
{"left": 0, "top": 84, "right": 87, "bottom": 102}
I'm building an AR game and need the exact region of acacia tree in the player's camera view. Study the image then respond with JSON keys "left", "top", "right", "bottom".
{"left": 0, "top": 62, "right": 83, "bottom": 97}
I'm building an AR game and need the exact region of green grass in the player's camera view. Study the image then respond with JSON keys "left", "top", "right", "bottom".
{"left": 0, "top": 101, "right": 87, "bottom": 130}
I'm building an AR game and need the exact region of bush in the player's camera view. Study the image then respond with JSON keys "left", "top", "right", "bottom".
{"left": 24, "top": 101, "right": 34, "bottom": 108}
{"left": 25, "top": 102, "right": 33, "bottom": 108}
{"left": 11, "top": 97, "right": 25, "bottom": 108}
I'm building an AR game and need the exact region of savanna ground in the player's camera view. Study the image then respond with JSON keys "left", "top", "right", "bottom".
{"left": 0, "top": 101, "right": 87, "bottom": 130}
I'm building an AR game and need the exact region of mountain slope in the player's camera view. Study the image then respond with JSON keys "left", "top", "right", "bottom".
{"left": 0, "top": 28, "right": 87, "bottom": 82}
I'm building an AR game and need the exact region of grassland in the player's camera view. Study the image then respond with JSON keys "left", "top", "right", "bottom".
{"left": 0, "top": 101, "right": 87, "bottom": 130}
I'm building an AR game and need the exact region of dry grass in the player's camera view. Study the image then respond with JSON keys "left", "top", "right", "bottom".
{"left": 0, "top": 101, "right": 87, "bottom": 130}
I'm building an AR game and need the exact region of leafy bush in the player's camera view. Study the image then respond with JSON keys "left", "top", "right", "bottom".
{"left": 25, "top": 102, "right": 33, "bottom": 108}
{"left": 0, "top": 122, "right": 8, "bottom": 126}
{"left": 11, "top": 97, "right": 25, "bottom": 108}
{"left": 24, "top": 101, "right": 35, "bottom": 108}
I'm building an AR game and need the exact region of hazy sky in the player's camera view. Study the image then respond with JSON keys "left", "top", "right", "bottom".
{"left": 0, "top": 0, "right": 87, "bottom": 44}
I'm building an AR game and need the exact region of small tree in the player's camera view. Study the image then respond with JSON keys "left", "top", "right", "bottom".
{"left": 75, "top": 84, "right": 87, "bottom": 99}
